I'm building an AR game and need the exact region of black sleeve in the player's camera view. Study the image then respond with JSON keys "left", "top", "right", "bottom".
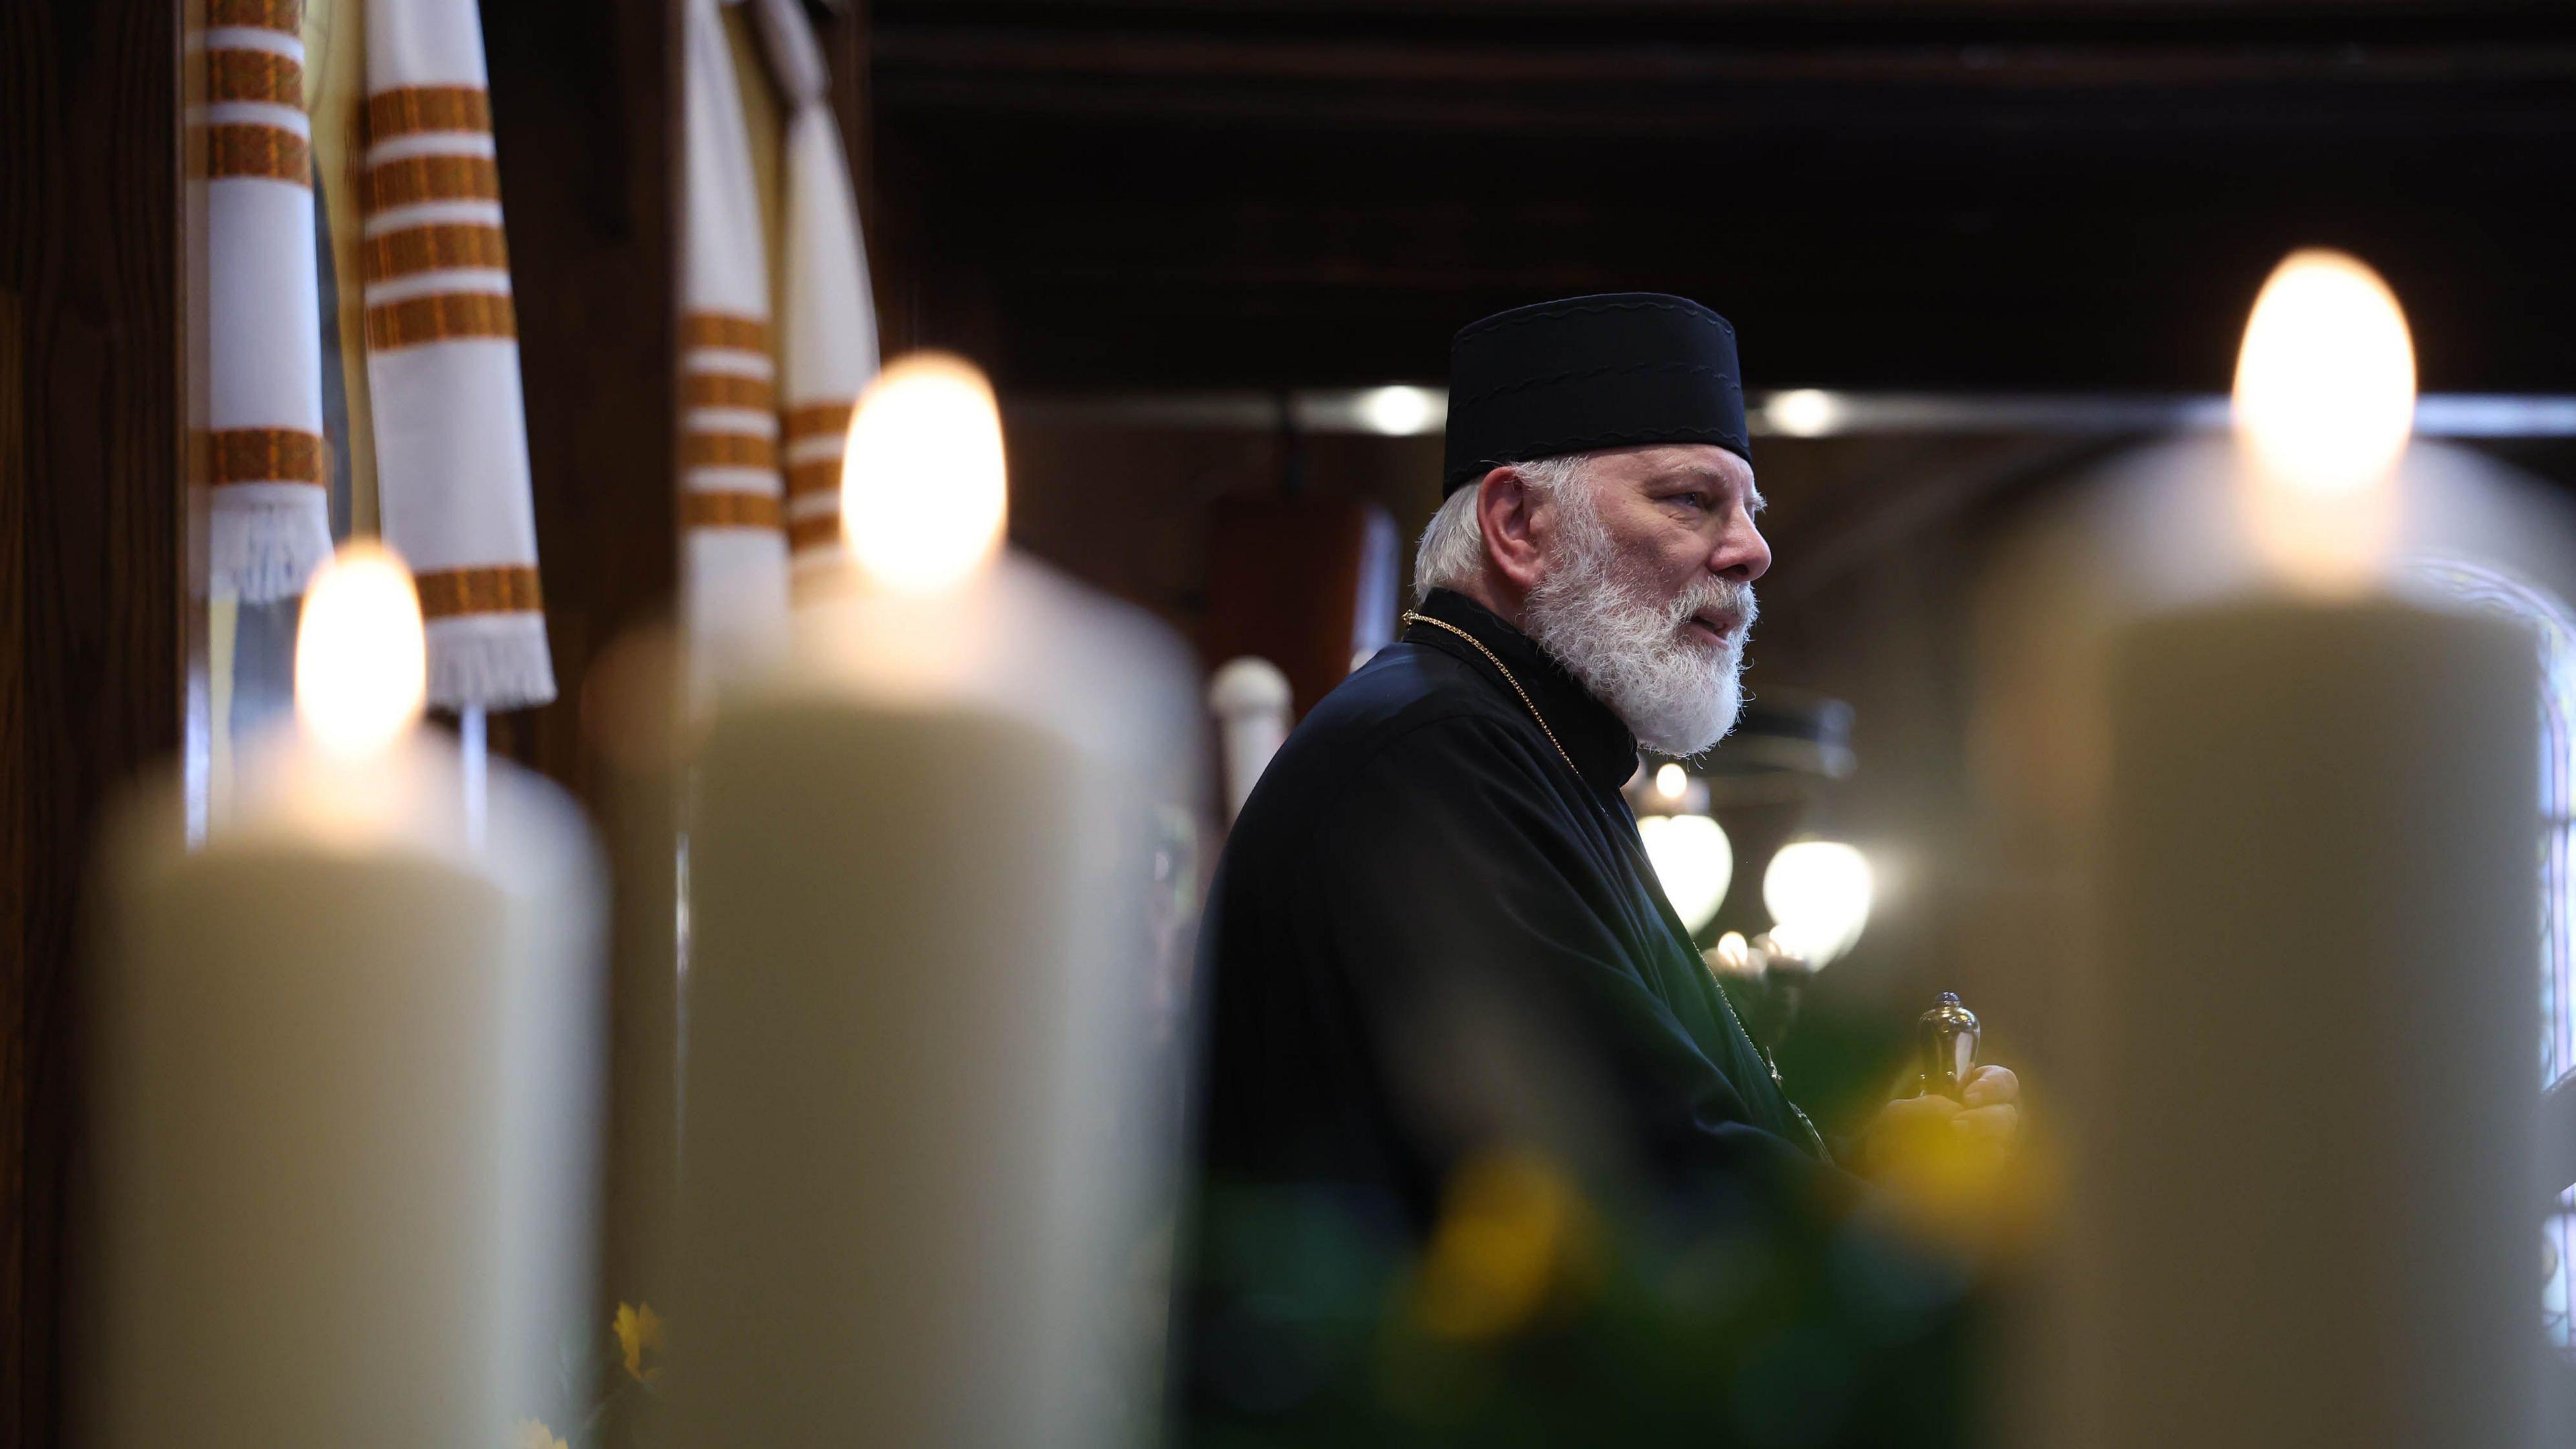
{"left": 1297, "top": 712, "right": 1853, "bottom": 1207}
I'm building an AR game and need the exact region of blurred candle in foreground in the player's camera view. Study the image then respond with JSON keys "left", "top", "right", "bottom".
{"left": 669, "top": 354, "right": 1199, "bottom": 1447}
{"left": 85, "top": 543, "right": 603, "bottom": 1448}
{"left": 2076, "top": 252, "right": 2540, "bottom": 1448}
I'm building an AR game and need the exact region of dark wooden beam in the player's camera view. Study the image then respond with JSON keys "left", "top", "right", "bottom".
{"left": 857, "top": 0, "right": 2576, "bottom": 394}
{"left": 877, "top": 0, "right": 2576, "bottom": 35}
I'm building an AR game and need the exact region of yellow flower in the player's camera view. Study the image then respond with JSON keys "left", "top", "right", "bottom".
{"left": 613, "top": 1301, "right": 665, "bottom": 1384}
{"left": 515, "top": 1418, "right": 568, "bottom": 1449}
{"left": 1408, "top": 1148, "right": 1596, "bottom": 1342}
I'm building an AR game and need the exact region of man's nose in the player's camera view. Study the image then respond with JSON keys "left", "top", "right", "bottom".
{"left": 1715, "top": 520, "right": 1771, "bottom": 584}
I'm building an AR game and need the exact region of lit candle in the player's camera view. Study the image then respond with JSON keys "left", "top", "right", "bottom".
{"left": 668, "top": 355, "right": 1199, "bottom": 1447}
{"left": 2074, "top": 254, "right": 2542, "bottom": 1448}
{"left": 84, "top": 543, "right": 604, "bottom": 1448}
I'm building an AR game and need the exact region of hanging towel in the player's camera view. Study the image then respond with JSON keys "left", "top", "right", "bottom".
{"left": 199, "top": 0, "right": 335, "bottom": 603}
{"left": 360, "top": 0, "right": 555, "bottom": 709}
{"left": 681, "top": 0, "right": 791, "bottom": 669}
{"left": 749, "top": 0, "right": 880, "bottom": 574}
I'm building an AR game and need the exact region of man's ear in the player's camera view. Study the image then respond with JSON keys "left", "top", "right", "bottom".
{"left": 1475, "top": 466, "right": 1548, "bottom": 593}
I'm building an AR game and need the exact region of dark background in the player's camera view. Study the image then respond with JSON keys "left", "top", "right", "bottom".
{"left": 871, "top": 0, "right": 2576, "bottom": 392}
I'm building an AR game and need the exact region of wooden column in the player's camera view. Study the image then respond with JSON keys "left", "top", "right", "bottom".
{"left": 1, "top": 5, "right": 186, "bottom": 1448}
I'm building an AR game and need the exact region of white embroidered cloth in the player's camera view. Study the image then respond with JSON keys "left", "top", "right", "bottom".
{"left": 681, "top": 0, "right": 790, "bottom": 673}
{"left": 749, "top": 0, "right": 879, "bottom": 575}
{"left": 199, "top": 0, "right": 334, "bottom": 604}
{"left": 361, "top": 0, "right": 555, "bottom": 708}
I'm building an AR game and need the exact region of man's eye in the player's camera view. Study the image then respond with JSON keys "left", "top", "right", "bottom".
{"left": 1672, "top": 492, "right": 1711, "bottom": 511}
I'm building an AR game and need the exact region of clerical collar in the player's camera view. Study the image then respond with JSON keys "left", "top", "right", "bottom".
{"left": 1406, "top": 589, "right": 1640, "bottom": 793}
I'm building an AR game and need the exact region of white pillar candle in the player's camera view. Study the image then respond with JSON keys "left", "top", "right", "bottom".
{"left": 2073, "top": 253, "right": 2544, "bottom": 1448}
{"left": 669, "top": 356, "right": 1199, "bottom": 1448}
{"left": 83, "top": 545, "right": 604, "bottom": 1448}
{"left": 1208, "top": 654, "right": 1292, "bottom": 824}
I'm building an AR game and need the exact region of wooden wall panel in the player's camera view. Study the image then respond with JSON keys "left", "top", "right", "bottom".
{"left": 1, "top": 5, "right": 186, "bottom": 1446}
{"left": 824, "top": 0, "right": 918, "bottom": 358}
{"left": 476, "top": 0, "right": 684, "bottom": 788}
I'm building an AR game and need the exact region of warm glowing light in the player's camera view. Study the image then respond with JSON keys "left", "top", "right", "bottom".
{"left": 1654, "top": 762, "right": 1688, "bottom": 800}
{"left": 841, "top": 353, "right": 1008, "bottom": 594}
{"left": 294, "top": 542, "right": 427, "bottom": 759}
{"left": 2235, "top": 251, "right": 2414, "bottom": 496}
{"left": 2232, "top": 250, "right": 2414, "bottom": 585}
{"left": 1357, "top": 385, "right": 1440, "bottom": 437}
{"left": 1766, "top": 389, "right": 1838, "bottom": 439}
{"left": 1762, "top": 839, "right": 1873, "bottom": 966}
{"left": 1638, "top": 812, "right": 1733, "bottom": 932}
{"left": 1710, "top": 930, "right": 1756, "bottom": 978}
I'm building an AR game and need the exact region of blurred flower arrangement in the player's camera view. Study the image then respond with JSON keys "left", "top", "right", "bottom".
{"left": 614, "top": 1303, "right": 665, "bottom": 1386}
{"left": 517, "top": 1301, "right": 663, "bottom": 1449}
{"left": 1181, "top": 1140, "right": 2011, "bottom": 1449}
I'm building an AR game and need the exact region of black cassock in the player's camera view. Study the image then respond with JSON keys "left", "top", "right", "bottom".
{"left": 1192, "top": 588, "right": 1832, "bottom": 1213}
{"left": 1175, "top": 590, "right": 1968, "bottom": 1444}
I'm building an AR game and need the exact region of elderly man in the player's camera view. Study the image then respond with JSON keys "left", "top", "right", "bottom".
{"left": 1181, "top": 294, "right": 2016, "bottom": 1432}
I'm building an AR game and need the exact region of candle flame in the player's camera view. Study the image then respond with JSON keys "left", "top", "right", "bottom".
{"left": 294, "top": 541, "right": 427, "bottom": 759}
{"left": 841, "top": 352, "right": 1008, "bottom": 594}
{"left": 2232, "top": 250, "right": 2415, "bottom": 587}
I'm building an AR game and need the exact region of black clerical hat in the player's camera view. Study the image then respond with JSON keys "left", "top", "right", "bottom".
{"left": 1441, "top": 292, "right": 1749, "bottom": 496}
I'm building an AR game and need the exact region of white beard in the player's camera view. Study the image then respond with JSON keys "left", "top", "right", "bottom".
{"left": 1521, "top": 485, "right": 1757, "bottom": 757}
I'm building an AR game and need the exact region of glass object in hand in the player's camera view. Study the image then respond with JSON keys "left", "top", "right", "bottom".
{"left": 1917, "top": 991, "right": 1980, "bottom": 1100}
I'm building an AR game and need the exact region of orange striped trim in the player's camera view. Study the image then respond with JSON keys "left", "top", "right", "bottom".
{"left": 364, "top": 223, "right": 510, "bottom": 282}
{"left": 684, "top": 373, "right": 775, "bottom": 409}
{"left": 783, "top": 402, "right": 854, "bottom": 442}
{"left": 362, "top": 154, "right": 499, "bottom": 213}
{"left": 415, "top": 565, "right": 544, "bottom": 619}
{"left": 789, "top": 515, "right": 842, "bottom": 552}
{"left": 368, "top": 86, "right": 492, "bottom": 140}
{"left": 681, "top": 433, "right": 778, "bottom": 470}
{"left": 209, "top": 0, "right": 301, "bottom": 32}
{"left": 197, "top": 427, "right": 324, "bottom": 486}
{"left": 683, "top": 313, "right": 767, "bottom": 352}
{"left": 207, "top": 50, "right": 302, "bottom": 107}
{"left": 366, "top": 292, "right": 517, "bottom": 350}
{"left": 785, "top": 459, "right": 841, "bottom": 499}
{"left": 683, "top": 492, "right": 784, "bottom": 530}
{"left": 197, "top": 123, "right": 309, "bottom": 184}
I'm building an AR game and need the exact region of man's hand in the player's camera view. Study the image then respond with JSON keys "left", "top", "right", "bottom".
{"left": 1858, "top": 1065, "right": 2021, "bottom": 1177}
{"left": 1854, "top": 1065, "right": 2032, "bottom": 1254}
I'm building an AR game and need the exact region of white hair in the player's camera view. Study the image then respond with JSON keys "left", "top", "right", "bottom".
{"left": 1411, "top": 453, "right": 1593, "bottom": 602}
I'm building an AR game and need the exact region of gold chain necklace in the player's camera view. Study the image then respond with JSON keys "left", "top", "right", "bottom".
{"left": 1402, "top": 610, "right": 1578, "bottom": 775}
